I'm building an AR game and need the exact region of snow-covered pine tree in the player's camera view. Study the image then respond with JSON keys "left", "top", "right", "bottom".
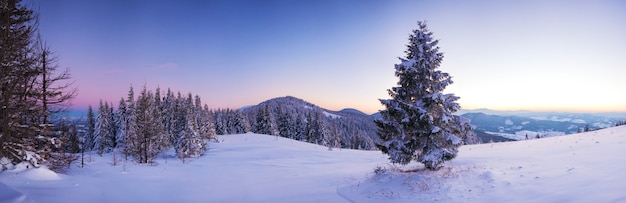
{"left": 213, "top": 109, "right": 226, "bottom": 135}
{"left": 94, "top": 101, "right": 117, "bottom": 155}
{"left": 172, "top": 92, "right": 186, "bottom": 143}
{"left": 193, "top": 95, "right": 213, "bottom": 140}
{"left": 152, "top": 87, "right": 169, "bottom": 152}
{"left": 294, "top": 114, "right": 306, "bottom": 141}
{"left": 231, "top": 110, "right": 251, "bottom": 134}
{"left": 305, "top": 111, "right": 327, "bottom": 145}
{"left": 375, "top": 21, "right": 468, "bottom": 170}
{"left": 325, "top": 122, "right": 342, "bottom": 150}
{"left": 304, "top": 112, "right": 317, "bottom": 143}
{"left": 122, "top": 86, "right": 137, "bottom": 160}
{"left": 94, "top": 101, "right": 115, "bottom": 155}
{"left": 129, "top": 86, "right": 166, "bottom": 163}
{"left": 115, "top": 98, "right": 127, "bottom": 155}
{"left": 162, "top": 89, "right": 177, "bottom": 145}
{"left": 107, "top": 103, "right": 118, "bottom": 148}
{"left": 85, "top": 105, "right": 96, "bottom": 151}
{"left": 175, "top": 93, "right": 205, "bottom": 162}
{"left": 277, "top": 107, "right": 295, "bottom": 139}
{"left": 200, "top": 104, "right": 217, "bottom": 141}
{"left": 255, "top": 104, "right": 277, "bottom": 135}
{"left": 194, "top": 95, "right": 202, "bottom": 126}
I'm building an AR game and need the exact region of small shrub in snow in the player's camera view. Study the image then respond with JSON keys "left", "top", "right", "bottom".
{"left": 374, "top": 165, "right": 387, "bottom": 175}
{"left": 0, "top": 157, "right": 14, "bottom": 170}
{"left": 46, "top": 153, "right": 78, "bottom": 174}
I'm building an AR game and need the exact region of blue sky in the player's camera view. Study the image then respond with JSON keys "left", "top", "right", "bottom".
{"left": 37, "top": 0, "right": 626, "bottom": 114}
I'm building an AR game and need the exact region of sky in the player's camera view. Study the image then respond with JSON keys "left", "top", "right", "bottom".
{"left": 36, "top": 0, "right": 626, "bottom": 114}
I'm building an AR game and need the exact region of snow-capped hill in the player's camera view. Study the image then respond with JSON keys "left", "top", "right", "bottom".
{"left": 322, "top": 111, "right": 341, "bottom": 119}
{"left": 237, "top": 105, "right": 255, "bottom": 111}
{"left": 238, "top": 96, "right": 379, "bottom": 150}
{"left": 340, "top": 108, "right": 369, "bottom": 116}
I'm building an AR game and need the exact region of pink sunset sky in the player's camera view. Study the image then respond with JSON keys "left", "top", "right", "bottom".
{"left": 38, "top": 0, "right": 626, "bottom": 114}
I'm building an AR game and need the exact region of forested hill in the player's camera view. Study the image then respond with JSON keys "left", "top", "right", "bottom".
{"left": 217, "top": 96, "right": 483, "bottom": 150}
{"left": 236, "top": 96, "right": 380, "bottom": 150}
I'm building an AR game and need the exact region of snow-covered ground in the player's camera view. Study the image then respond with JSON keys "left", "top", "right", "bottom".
{"left": 2, "top": 126, "right": 626, "bottom": 202}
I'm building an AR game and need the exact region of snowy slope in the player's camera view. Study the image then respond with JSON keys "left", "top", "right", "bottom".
{"left": 0, "top": 133, "right": 387, "bottom": 203}
{"left": 2, "top": 126, "right": 626, "bottom": 202}
{"left": 340, "top": 125, "right": 626, "bottom": 202}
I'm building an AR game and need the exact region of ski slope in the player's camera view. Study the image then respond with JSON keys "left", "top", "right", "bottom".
{"left": 1, "top": 126, "right": 626, "bottom": 202}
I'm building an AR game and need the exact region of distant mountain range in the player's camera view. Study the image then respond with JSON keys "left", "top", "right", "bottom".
{"left": 457, "top": 109, "right": 626, "bottom": 140}
{"left": 67, "top": 97, "right": 626, "bottom": 144}
{"left": 246, "top": 97, "right": 615, "bottom": 143}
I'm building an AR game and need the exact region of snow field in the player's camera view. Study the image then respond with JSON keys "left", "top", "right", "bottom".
{"left": 1, "top": 126, "right": 626, "bottom": 202}
{"left": 341, "top": 125, "right": 626, "bottom": 202}
{"left": 1, "top": 133, "right": 387, "bottom": 203}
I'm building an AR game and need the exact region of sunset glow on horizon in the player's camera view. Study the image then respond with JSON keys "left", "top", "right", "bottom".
{"left": 38, "top": 0, "right": 626, "bottom": 114}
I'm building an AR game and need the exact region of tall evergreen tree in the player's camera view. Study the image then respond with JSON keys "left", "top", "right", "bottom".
{"left": 0, "top": 0, "right": 75, "bottom": 167}
{"left": 294, "top": 114, "right": 306, "bottom": 141}
{"left": 375, "top": 21, "right": 469, "bottom": 170}
{"left": 213, "top": 109, "right": 227, "bottom": 135}
{"left": 230, "top": 110, "right": 250, "bottom": 134}
{"left": 122, "top": 86, "right": 137, "bottom": 160}
{"left": 115, "top": 98, "right": 127, "bottom": 153}
{"left": 107, "top": 103, "right": 117, "bottom": 148}
{"left": 201, "top": 104, "right": 217, "bottom": 140}
{"left": 130, "top": 86, "right": 167, "bottom": 163}
{"left": 176, "top": 93, "right": 205, "bottom": 162}
{"left": 255, "top": 104, "right": 277, "bottom": 135}
{"left": 85, "top": 105, "right": 96, "bottom": 151}
{"left": 161, "top": 89, "right": 175, "bottom": 144}
{"left": 276, "top": 107, "right": 294, "bottom": 139}
{"left": 151, "top": 87, "right": 169, "bottom": 152}
{"left": 95, "top": 101, "right": 115, "bottom": 155}
{"left": 305, "top": 111, "right": 327, "bottom": 145}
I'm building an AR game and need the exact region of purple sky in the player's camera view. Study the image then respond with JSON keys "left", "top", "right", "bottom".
{"left": 38, "top": 0, "right": 626, "bottom": 114}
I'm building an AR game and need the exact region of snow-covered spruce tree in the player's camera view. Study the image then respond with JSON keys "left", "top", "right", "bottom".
{"left": 276, "top": 108, "right": 295, "bottom": 139}
{"left": 161, "top": 89, "right": 175, "bottom": 144}
{"left": 200, "top": 104, "right": 217, "bottom": 141}
{"left": 305, "top": 111, "right": 328, "bottom": 145}
{"left": 129, "top": 86, "right": 165, "bottom": 163}
{"left": 175, "top": 93, "right": 205, "bottom": 162}
{"left": 152, "top": 87, "right": 170, "bottom": 153}
{"left": 230, "top": 110, "right": 251, "bottom": 134}
{"left": 85, "top": 105, "right": 96, "bottom": 151}
{"left": 255, "top": 104, "right": 278, "bottom": 135}
{"left": 122, "top": 86, "right": 137, "bottom": 160}
{"left": 115, "top": 98, "right": 127, "bottom": 154}
{"left": 94, "top": 101, "right": 112, "bottom": 155}
{"left": 375, "top": 21, "right": 469, "bottom": 170}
